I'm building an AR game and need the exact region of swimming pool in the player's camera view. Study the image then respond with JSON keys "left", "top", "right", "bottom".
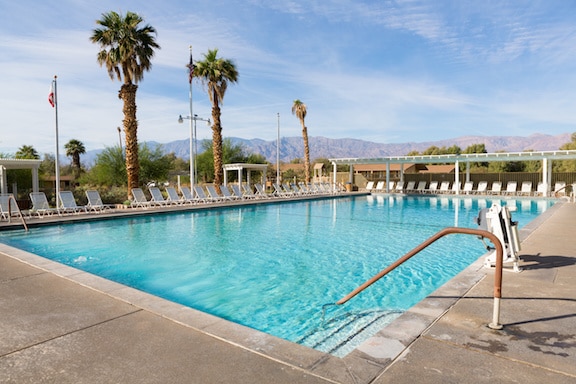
{"left": 0, "top": 195, "right": 555, "bottom": 356}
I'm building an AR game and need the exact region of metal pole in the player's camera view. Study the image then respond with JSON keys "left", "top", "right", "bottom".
{"left": 276, "top": 113, "right": 280, "bottom": 184}
{"left": 188, "top": 46, "right": 194, "bottom": 193}
{"left": 194, "top": 115, "right": 198, "bottom": 185}
{"left": 53, "top": 75, "right": 61, "bottom": 210}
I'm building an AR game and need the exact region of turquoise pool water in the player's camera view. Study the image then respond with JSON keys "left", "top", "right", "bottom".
{"left": 0, "top": 195, "right": 555, "bottom": 356}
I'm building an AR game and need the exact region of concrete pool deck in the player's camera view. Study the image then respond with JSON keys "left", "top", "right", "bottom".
{"left": 1, "top": 197, "right": 575, "bottom": 383}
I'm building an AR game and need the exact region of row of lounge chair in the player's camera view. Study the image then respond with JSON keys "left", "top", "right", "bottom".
{"left": 1, "top": 182, "right": 341, "bottom": 221}
{"left": 131, "top": 182, "right": 336, "bottom": 207}
{"left": 366, "top": 180, "right": 569, "bottom": 196}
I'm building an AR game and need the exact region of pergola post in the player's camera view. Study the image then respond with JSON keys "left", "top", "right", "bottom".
{"left": 542, "top": 158, "right": 549, "bottom": 197}
{"left": 455, "top": 160, "right": 460, "bottom": 195}
{"left": 0, "top": 166, "right": 6, "bottom": 194}
{"left": 547, "top": 158, "right": 553, "bottom": 196}
{"left": 332, "top": 162, "right": 337, "bottom": 192}
{"left": 349, "top": 165, "right": 354, "bottom": 184}
{"left": 385, "top": 162, "right": 390, "bottom": 192}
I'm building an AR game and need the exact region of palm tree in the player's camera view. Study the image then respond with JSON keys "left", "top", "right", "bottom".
{"left": 64, "top": 139, "right": 86, "bottom": 178}
{"left": 291, "top": 99, "right": 311, "bottom": 182}
{"left": 90, "top": 11, "right": 160, "bottom": 197}
{"left": 193, "top": 49, "right": 239, "bottom": 188}
{"left": 15, "top": 145, "right": 40, "bottom": 159}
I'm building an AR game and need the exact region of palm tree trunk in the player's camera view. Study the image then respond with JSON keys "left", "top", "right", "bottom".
{"left": 211, "top": 99, "right": 223, "bottom": 191}
{"left": 72, "top": 153, "right": 81, "bottom": 179}
{"left": 119, "top": 83, "right": 139, "bottom": 198}
{"left": 302, "top": 123, "right": 311, "bottom": 182}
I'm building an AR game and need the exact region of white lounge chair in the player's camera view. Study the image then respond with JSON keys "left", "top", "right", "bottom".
{"left": 284, "top": 183, "right": 300, "bottom": 195}
{"left": 450, "top": 182, "right": 461, "bottom": 194}
{"left": 415, "top": 181, "right": 427, "bottom": 193}
{"left": 220, "top": 185, "right": 239, "bottom": 200}
{"left": 426, "top": 181, "right": 439, "bottom": 194}
{"left": 395, "top": 181, "right": 404, "bottom": 193}
{"left": 553, "top": 181, "right": 566, "bottom": 197}
{"left": 488, "top": 181, "right": 502, "bottom": 195}
{"left": 148, "top": 187, "right": 170, "bottom": 206}
{"left": 272, "top": 183, "right": 289, "bottom": 197}
{"left": 519, "top": 181, "right": 532, "bottom": 196}
{"left": 535, "top": 182, "right": 548, "bottom": 196}
{"left": 254, "top": 183, "right": 269, "bottom": 198}
{"left": 231, "top": 184, "right": 249, "bottom": 199}
{"left": 374, "top": 181, "right": 385, "bottom": 193}
{"left": 165, "top": 187, "right": 185, "bottom": 205}
{"left": 196, "top": 186, "right": 217, "bottom": 202}
{"left": 85, "top": 190, "right": 114, "bottom": 212}
{"left": 29, "top": 192, "right": 58, "bottom": 217}
{"left": 438, "top": 181, "right": 450, "bottom": 193}
{"left": 310, "top": 183, "right": 324, "bottom": 194}
{"left": 131, "top": 188, "right": 152, "bottom": 208}
{"left": 290, "top": 183, "right": 304, "bottom": 195}
{"left": 405, "top": 181, "right": 416, "bottom": 193}
{"left": 504, "top": 181, "right": 517, "bottom": 195}
{"left": 59, "top": 191, "right": 87, "bottom": 214}
{"left": 0, "top": 194, "right": 21, "bottom": 221}
{"left": 387, "top": 181, "right": 395, "bottom": 192}
{"left": 179, "top": 186, "right": 198, "bottom": 204}
{"left": 462, "top": 181, "right": 474, "bottom": 194}
{"left": 364, "top": 181, "right": 375, "bottom": 192}
{"left": 300, "top": 182, "right": 316, "bottom": 195}
{"left": 475, "top": 181, "right": 488, "bottom": 194}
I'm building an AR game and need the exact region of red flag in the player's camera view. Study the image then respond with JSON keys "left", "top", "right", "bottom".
{"left": 187, "top": 52, "right": 194, "bottom": 84}
{"left": 48, "top": 83, "right": 55, "bottom": 107}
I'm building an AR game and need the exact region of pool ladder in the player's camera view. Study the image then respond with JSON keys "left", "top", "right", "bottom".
{"left": 336, "top": 227, "right": 505, "bottom": 330}
{"left": 1, "top": 194, "right": 28, "bottom": 231}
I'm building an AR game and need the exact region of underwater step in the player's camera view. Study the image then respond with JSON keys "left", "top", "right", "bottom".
{"left": 297, "top": 308, "right": 403, "bottom": 357}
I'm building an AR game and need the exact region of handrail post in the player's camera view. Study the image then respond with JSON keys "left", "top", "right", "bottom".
{"left": 336, "top": 227, "right": 504, "bottom": 329}
{"left": 6, "top": 194, "right": 28, "bottom": 232}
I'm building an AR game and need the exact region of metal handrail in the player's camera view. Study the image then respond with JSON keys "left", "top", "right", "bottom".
{"left": 4, "top": 194, "right": 28, "bottom": 232}
{"left": 336, "top": 227, "right": 504, "bottom": 329}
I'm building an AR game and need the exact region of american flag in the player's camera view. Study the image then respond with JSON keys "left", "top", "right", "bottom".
{"left": 48, "top": 82, "right": 55, "bottom": 107}
{"left": 187, "top": 52, "right": 195, "bottom": 84}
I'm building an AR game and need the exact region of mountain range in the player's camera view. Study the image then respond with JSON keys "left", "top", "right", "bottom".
{"left": 83, "top": 132, "right": 572, "bottom": 165}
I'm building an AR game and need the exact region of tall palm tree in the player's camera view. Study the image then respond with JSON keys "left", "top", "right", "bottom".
{"left": 193, "top": 49, "right": 239, "bottom": 188}
{"left": 90, "top": 11, "right": 160, "bottom": 197}
{"left": 291, "top": 99, "right": 311, "bottom": 182}
{"left": 64, "top": 139, "right": 86, "bottom": 178}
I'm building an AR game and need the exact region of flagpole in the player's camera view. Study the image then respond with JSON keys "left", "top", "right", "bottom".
{"left": 53, "top": 75, "right": 61, "bottom": 210}
{"left": 188, "top": 45, "right": 195, "bottom": 193}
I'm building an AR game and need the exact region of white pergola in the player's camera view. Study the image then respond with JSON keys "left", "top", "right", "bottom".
{"left": 0, "top": 159, "right": 42, "bottom": 195}
{"left": 222, "top": 163, "right": 268, "bottom": 187}
{"left": 330, "top": 150, "right": 576, "bottom": 197}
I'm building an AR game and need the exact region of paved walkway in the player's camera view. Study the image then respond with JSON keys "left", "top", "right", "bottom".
{"left": 1, "top": 200, "right": 575, "bottom": 383}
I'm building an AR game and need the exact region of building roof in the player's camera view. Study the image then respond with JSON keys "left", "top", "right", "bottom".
{"left": 353, "top": 163, "right": 418, "bottom": 172}
{"left": 0, "top": 158, "right": 42, "bottom": 169}
{"left": 329, "top": 150, "right": 576, "bottom": 165}
{"left": 419, "top": 164, "right": 456, "bottom": 173}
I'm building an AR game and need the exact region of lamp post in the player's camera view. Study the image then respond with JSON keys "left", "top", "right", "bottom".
{"left": 276, "top": 113, "right": 280, "bottom": 185}
{"left": 117, "top": 126, "right": 122, "bottom": 151}
{"left": 178, "top": 114, "right": 210, "bottom": 192}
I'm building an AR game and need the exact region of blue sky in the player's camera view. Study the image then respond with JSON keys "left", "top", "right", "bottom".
{"left": 1, "top": 0, "right": 576, "bottom": 155}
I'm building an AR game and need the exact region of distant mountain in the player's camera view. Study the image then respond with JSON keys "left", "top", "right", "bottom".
{"left": 82, "top": 133, "right": 572, "bottom": 165}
